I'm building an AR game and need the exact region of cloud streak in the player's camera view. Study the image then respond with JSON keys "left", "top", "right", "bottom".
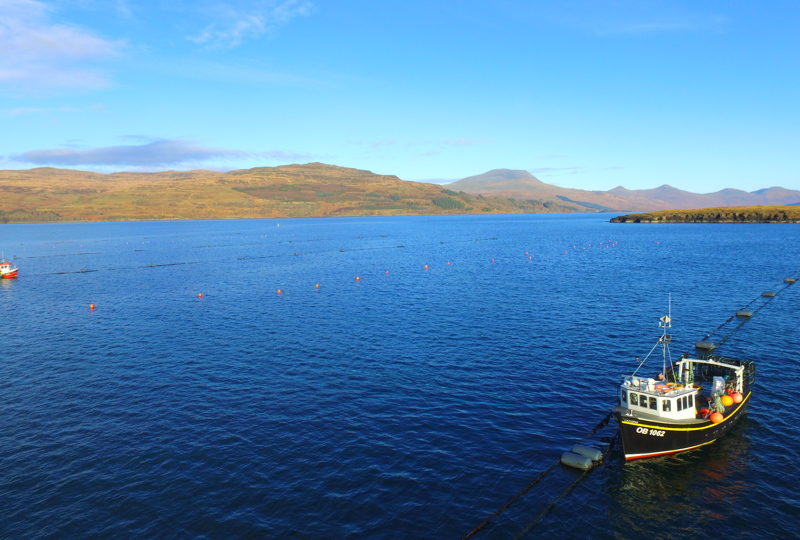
{"left": 10, "top": 139, "right": 312, "bottom": 167}
{"left": 0, "top": 0, "right": 122, "bottom": 92}
{"left": 187, "top": 0, "right": 314, "bottom": 49}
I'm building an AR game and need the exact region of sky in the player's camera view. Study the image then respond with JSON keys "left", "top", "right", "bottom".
{"left": 1, "top": 0, "right": 798, "bottom": 193}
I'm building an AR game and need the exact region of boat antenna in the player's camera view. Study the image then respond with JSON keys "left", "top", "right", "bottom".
{"left": 659, "top": 294, "right": 672, "bottom": 380}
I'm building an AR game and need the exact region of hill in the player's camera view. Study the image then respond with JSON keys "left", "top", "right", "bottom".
{"left": 446, "top": 170, "right": 800, "bottom": 212}
{"left": 0, "top": 163, "right": 576, "bottom": 223}
{"left": 609, "top": 206, "right": 800, "bottom": 223}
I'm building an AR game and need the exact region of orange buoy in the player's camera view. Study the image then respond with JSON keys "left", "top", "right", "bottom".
{"left": 731, "top": 392, "right": 743, "bottom": 403}
{"left": 424, "top": 265, "right": 428, "bottom": 270}
{"left": 198, "top": 293, "right": 203, "bottom": 298}
{"left": 356, "top": 276, "right": 360, "bottom": 281}
{"left": 385, "top": 270, "right": 389, "bottom": 274}
{"left": 528, "top": 256, "right": 532, "bottom": 260}
{"left": 89, "top": 303, "right": 95, "bottom": 310}
{"left": 720, "top": 395, "right": 733, "bottom": 407}
{"left": 710, "top": 412, "right": 724, "bottom": 424}
{"left": 447, "top": 262, "right": 451, "bottom": 265}
{"left": 491, "top": 258, "right": 495, "bottom": 262}
{"left": 315, "top": 284, "right": 319, "bottom": 289}
{"left": 277, "top": 289, "right": 282, "bottom": 295}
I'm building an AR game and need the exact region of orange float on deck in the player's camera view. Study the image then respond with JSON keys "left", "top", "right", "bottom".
{"left": 731, "top": 392, "right": 743, "bottom": 403}
{"left": 710, "top": 412, "right": 724, "bottom": 423}
{"left": 720, "top": 395, "right": 733, "bottom": 407}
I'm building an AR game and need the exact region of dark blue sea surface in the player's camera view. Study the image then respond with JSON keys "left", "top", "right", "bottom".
{"left": 1, "top": 214, "right": 798, "bottom": 538}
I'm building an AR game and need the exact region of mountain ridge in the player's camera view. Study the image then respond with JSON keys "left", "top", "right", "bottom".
{"left": 445, "top": 169, "right": 800, "bottom": 211}
{"left": 2, "top": 164, "right": 798, "bottom": 223}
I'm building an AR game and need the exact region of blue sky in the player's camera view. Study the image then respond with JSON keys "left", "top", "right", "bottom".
{"left": 1, "top": 0, "right": 798, "bottom": 193}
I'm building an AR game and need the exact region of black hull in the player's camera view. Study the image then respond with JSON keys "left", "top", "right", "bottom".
{"left": 614, "top": 391, "right": 751, "bottom": 460}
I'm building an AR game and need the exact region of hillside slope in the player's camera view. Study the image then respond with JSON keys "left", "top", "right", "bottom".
{"left": 0, "top": 163, "right": 575, "bottom": 223}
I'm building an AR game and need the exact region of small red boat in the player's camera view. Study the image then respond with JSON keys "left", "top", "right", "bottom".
{"left": 0, "top": 257, "right": 18, "bottom": 279}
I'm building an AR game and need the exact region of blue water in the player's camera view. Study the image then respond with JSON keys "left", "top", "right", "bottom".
{"left": 1, "top": 214, "right": 798, "bottom": 538}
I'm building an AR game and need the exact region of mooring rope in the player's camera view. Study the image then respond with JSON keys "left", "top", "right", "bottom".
{"left": 512, "top": 430, "right": 620, "bottom": 539}
{"left": 688, "top": 268, "right": 799, "bottom": 354}
{"left": 462, "top": 411, "right": 613, "bottom": 540}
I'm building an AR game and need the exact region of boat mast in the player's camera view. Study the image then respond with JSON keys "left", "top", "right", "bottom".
{"left": 659, "top": 295, "right": 672, "bottom": 381}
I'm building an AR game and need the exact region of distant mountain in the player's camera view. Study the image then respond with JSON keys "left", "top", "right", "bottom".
{"left": 446, "top": 170, "right": 800, "bottom": 212}
{"left": 3, "top": 163, "right": 797, "bottom": 223}
{"left": 0, "top": 163, "right": 577, "bottom": 223}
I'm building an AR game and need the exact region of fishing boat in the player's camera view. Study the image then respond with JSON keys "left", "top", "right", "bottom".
{"left": 612, "top": 312, "right": 755, "bottom": 460}
{"left": 0, "top": 257, "right": 18, "bottom": 279}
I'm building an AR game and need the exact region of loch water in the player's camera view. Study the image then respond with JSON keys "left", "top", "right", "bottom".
{"left": 1, "top": 214, "right": 798, "bottom": 539}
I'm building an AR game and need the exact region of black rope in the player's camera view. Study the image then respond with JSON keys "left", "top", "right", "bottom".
{"left": 685, "top": 268, "right": 800, "bottom": 356}
{"left": 513, "top": 430, "right": 620, "bottom": 539}
{"left": 462, "top": 412, "right": 613, "bottom": 540}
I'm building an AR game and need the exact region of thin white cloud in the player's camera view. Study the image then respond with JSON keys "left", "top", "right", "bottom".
{"left": 187, "top": 0, "right": 314, "bottom": 49}
{"left": 531, "top": 3, "right": 730, "bottom": 36}
{"left": 10, "top": 139, "right": 313, "bottom": 167}
{"left": 600, "top": 16, "right": 729, "bottom": 35}
{"left": 0, "top": 0, "right": 122, "bottom": 93}
{"left": 443, "top": 138, "right": 488, "bottom": 146}
{"left": 531, "top": 165, "right": 623, "bottom": 176}
{"left": 0, "top": 104, "right": 107, "bottom": 117}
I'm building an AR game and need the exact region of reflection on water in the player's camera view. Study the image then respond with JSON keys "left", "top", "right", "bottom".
{"left": 608, "top": 418, "right": 751, "bottom": 537}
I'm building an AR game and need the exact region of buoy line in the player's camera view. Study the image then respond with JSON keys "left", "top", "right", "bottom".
{"left": 27, "top": 261, "right": 199, "bottom": 277}
{"left": 512, "top": 431, "right": 619, "bottom": 539}
{"left": 462, "top": 412, "right": 613, "bottom": 540}
{"left": 13, "top": 238, "right": 506, "bottom": 278}
{"left": 9, "top": 236, "right": 502, "bottom": 262}
{"left": 686, "top": 268, "right": 799, "bottom": 354}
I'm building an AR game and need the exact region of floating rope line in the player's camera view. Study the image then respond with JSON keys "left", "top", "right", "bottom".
{"left": 14, "top": 237, "right": 504, "bottom": 277}
{"left": 29, "top": 261, "right": 199, "bottom": 277}
{"left": 462, "top": 412, "right": 613, "bottom": 540}
{"left": 687, "top": 268, "right": 800, "bottom": 355}
{"left": 513, "top": 430, "right": 620, "bottom": 539}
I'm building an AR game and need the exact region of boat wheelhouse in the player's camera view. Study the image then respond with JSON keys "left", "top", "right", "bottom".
{"left": 0, "top": 257, "right": 18, "bottom": 279}
{"left": 613, "top": 313, "right": 755, "bottom": 460}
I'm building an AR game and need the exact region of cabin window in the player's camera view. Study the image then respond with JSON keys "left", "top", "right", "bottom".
{"left": 663, "top": 399, "right": 671, "bottom": 412}
{"left": 682, "top": 396, "right": 688, "bottom": 410}
{"left": 677, "top": 398, "right": 683, "bottom": 411}
{"left": 649, "top": 397, "right": 657, "bottom": 410}
{"left": 630, "top": 393, "right": 638, "bottom": 406}
{"left": 688, "top": 394, "right": 693, "bottom": 408}
{"left": 621, "top": 389, "right": 627, "bottom": 403}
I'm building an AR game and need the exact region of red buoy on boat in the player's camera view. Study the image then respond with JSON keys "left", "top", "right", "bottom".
{"left": 731, "top": 392, "right": 743, "bottom": 403}
{"left": 710, "top": 412, "right": 724, "bottom": 424}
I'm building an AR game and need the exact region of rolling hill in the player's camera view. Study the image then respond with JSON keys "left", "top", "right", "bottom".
{"left": 0, "top": 163, "right": 575, "bottom": 223}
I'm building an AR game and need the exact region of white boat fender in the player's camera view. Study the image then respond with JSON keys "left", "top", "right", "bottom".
{"left": 560, "top": 452, "right": 593, "bottom": 470}
{"left": 571, "top": 444, "right": 603, "bottom": 462}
